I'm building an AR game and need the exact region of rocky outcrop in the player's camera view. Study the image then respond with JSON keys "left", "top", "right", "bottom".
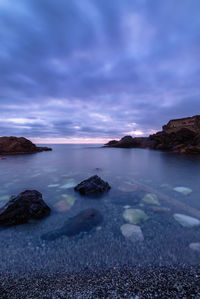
{"left": 42, "top": 208, "right": 103, "bottom": 241}
{"left": 74, "top": 175, "right": 111, "bottom": 196}
{"left": 163, "top": 115, "right": 200, "bottom": 134}
{"left": 105, "top": 116, "right": 200, "bottom": 154}
{"left": 0, "top": 136, "right": 52, "bottom": 155}
{"left": 0, "top": 190, "right": 51, "bottom": 226}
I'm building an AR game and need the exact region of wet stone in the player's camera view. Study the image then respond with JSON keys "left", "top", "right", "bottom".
{"left": 189, "top": 242, "right": 200, "bottom": 252}
{"left": 74, "top": 175, "right": 111, "bottom": 196}
{"left": 0, "top": 190, "right": 51, "bottom": 226}
{"left": 123, "top": 208, "right": 149, "bottom": 225}
{"left": 142, "top": 193, "right": 160, "bottom": 206}
{"left": 173, "top": 213, "right": 200, "bottom": 228}
{"left": 120, "top": 223, "right": 144, "bottom": 242}
{"left": 173, "top": 186, "right": 192, "bottom": 196}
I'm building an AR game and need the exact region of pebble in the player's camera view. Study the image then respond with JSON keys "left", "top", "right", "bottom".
{"left": 189, "top": 242, "right": 200, "bottom": 252}
{"left": 123, "top": 209, "right": 149, "bottom": 225}
{"left": 150, "top": 206, "right": 170, "bottom": 213}
{"left": 118, "top": 183, "right": 139, "bottom": 192}
{"left": 173, "top": 186, "right": 192, "bottom": 195}
{"left": 54, "top": 200, "right": 71, "bottom": 212}
{"left": 0, "top": 195, "right": 9, "bottom": 201}
{"left": 142, "top": 193, "right": 160, "bottom": 206}
{"left": 123, "top": 205, "right": 131, "bottom": 209}
{"left": 173, "top": 213, "right": 200, "bottom": 227}
{"left": 48, "top": 184, "right": 60, "bottom": 188}
{"left": 120, "top": 223, "right": 144, "bottom": 242}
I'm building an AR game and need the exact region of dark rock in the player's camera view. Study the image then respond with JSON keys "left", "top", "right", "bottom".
{"left": 105, "top": 140, "right": 119, "bottom": 146}
{"left": 42, "top": 208, "right": 103, "bottom": 241}
{"left": 0, "top": 136, "right": 52, "bottom": 155}
{"left": 105, "top": 135, "right": 155, "bottom": 149}
{"left": 74, "top": 175, "right": 111, "bottom": 196}
{"left": 0, "top": 190, "right": 51, "bottom": 226}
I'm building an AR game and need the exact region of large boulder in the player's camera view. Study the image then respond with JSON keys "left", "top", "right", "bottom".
{"left": 74, "top": 175, "right": 111, "bottom": 196}
{"left": 42, "top": 208, "right": 103, "bottom": 241}
{"left": 0, "top": 136, "right": 52, "bottom": 155}
{"left": 0, "top": 190, "right": 51, "bottom": 226}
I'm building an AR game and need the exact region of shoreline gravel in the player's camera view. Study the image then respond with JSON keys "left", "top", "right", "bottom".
{"left": 0, "top": 265, "right": 199, "bottom": 298}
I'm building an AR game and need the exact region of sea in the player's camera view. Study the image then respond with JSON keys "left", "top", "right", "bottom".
{"left": 0, "top": 144, "right": 200, "bottom": 274}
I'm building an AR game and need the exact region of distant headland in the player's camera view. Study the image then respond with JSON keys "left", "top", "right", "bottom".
{"left": 0, "top": 136, "right": 52, "bottom": 155}
{"left": 105, "top": 115, "right": 200, "bottom": 154}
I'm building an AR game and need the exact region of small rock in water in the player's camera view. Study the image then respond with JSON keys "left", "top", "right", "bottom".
{"left": 0, "top": 195, "right": 9, "bottom": 201}
{"left": 42, "top": 208, "right": 103, "bottom": 241}
{"left": 173, "top": 186, "right": 192, "bottom": 195}
{"left": 160, "top": 183, "right": 171, "bottom": 189}
{"left": 173, "top": 213, "right": 200, "bottom": 228}
{"left": 54, "top": 200, "right": 71, "bottom": 212}
{"left": 61, "top": 194, "right": 76, "bottom": 206}
{"left": 123, "top": 205, "right": 131, "bottom": 209}
{"left": 120, "top": 223, "right": 144, "bottom": 242}
{"left": 123, "top": 208, "right": 149, "bottom": 225}
{"left": 189, "top": 242, "right": 200, "bottom": 252}
{"left": 0, "top": 190, "right": 51, "bottom": 226}
{"left": 48, "top": 184, "right": 60, "bottom": 188}
{"left": 60, "top": 179, "right": 77, "bottom": 189}
{"left": 150, "top": 206, "right": 170, "bottom": 213}
{"left": 118, "top": 183, "right": 139, "bottom": 192}
{"left": 142, "top": 193, "right": 160, "bottom": 206}
{"left": 74, "top": 175, "right": 111, "bottom": 196}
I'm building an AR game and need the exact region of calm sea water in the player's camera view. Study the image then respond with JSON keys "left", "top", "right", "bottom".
{"left": 0, "top": 144, "right": 200, "bottom": 274}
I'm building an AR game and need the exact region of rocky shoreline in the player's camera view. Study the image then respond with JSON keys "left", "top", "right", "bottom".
{"left": 0, "top": 266, "right": 199, "bottom": 298}
{"left": 105, "top": 116, "right": 200, "bottom": 154}
{"left": 0, "top": 136, "right": 52, "bottom": 155}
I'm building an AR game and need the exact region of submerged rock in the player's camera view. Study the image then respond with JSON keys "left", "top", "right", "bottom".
{"left": 142, "top": 193, "right": 160, "bottom": 206}
{"left": 173, "top": 213, "right": 200, "bottom": 228}
{"left": 42, "top": 208, "right": 103, "bottom": 241}
{"left": 118, "top": 183, "right": 139, "bottom": 192}
{"left": 0, "top": 195, "right": 9, "bottom": 201}
{"left": 60, "top": 179, "right": 77, "bottom": 189}
{"left": 0, "top": 136, "right": 52, "bottom": 155}
{"left": 120, "top": 223, "right": 144, "bottom": 242}
{"left": 61, "top": 194, "right": 76, "bottom": 206}
{"left": 160, "top": 183, "right": 172, "bottom": 189}
{"left": 123, "top": 205, "right": 131, "bottom": 209}
{"left": 54, "top": 200, "right": 71, "bottom": 212}
{"left": 150, "top": 206, "right": 170, "bottom": 213}
{"left": 173, "top": 186, "right": 192, "bottom": 196}
{"left": 74, "top": 175, "right": 111, "bottom": 196}
{"left": 48, "top": 184, "right": 60, "bottom": 188}
{"left": 189, "top": 242, "right": 200, "bottom": 252}
{"left": 0, "top": 190, "right": 51, "bottom": 226}
{"left": 123, "top": 208, "right": 149, "bottom": 225}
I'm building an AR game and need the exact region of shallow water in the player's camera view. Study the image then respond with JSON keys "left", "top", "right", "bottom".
{"left": 0, "top": 144, "right": 200, "bottom": 274}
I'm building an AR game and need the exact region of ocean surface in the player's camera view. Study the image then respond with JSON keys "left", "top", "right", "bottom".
{"left": 0, "top": 144, "right": 200, "bottom": 274}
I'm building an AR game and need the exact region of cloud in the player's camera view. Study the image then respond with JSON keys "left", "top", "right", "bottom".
{"left": 0, "top": 0, "right": 200, "bottom": 142}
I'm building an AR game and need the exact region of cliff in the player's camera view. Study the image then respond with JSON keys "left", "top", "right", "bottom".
{"left": 163, "top": 115, "right": 200, "bottom": 134}
{"left": 0, "top": 136, "right": 52, "bottom": 155}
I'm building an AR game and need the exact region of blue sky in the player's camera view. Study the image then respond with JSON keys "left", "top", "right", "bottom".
{"left": 0, "top": 0, "right": 200, "bottom": 143}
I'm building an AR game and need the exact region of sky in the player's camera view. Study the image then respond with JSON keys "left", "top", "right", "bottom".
{"left": 0, "top": 0, "right": 200, "bottom": 143}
